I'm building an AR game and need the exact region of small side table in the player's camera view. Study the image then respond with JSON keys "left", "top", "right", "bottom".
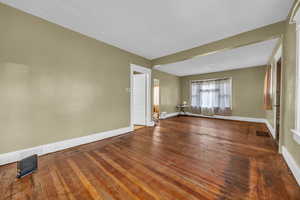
{"left": 176, "top": 105, "right": 190, "bottom": 116}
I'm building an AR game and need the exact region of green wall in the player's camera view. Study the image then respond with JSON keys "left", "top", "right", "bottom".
{"left": 152, "top": 70, "right": 181, "bottom": 113}
{"left": 180, "top": 66, "right": 266, "bottom": 118}
{"left": 0, "top": 3, "right": 151, "bottom": 154}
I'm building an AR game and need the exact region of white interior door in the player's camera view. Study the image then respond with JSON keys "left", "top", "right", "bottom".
{"left": 133, "top": 74, "right": 146, "bottom": 125}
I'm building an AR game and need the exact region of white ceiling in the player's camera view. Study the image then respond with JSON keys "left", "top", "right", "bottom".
{"left": 0, "top": 0, "right": 292, "bottom": 59}
{"left": 154, "top": 39, "right": 278, "bottom": 76}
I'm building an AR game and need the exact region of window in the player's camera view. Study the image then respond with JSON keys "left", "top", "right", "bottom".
{"left": 190, "top": 78, "right": 232, "bottom": 115}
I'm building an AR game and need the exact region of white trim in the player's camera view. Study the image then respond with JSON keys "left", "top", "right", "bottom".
{"left": 160, "top": 112, "right": 180, "bottom": 119}
{"left": 0, "top": 126, "right": 133, "bottom": 166}
{"left": 272, "top": 59, "right": 277, "bottom": 133}
{"left": 130, "top": 64, "right": 153, "bottom": 129}
{"left": 282, "top": 146, "right": 300, "bottom": 186}
{"left": 265, "top": 120, "right": 276, "bottom": 139}
{"left": 294, "top": 26, "right": 300, "bottom": 141}
{"left": 147, "top": 121, "right": 155, "bottom": 126}
{"left": 185, "top": 112, "right": 266, "bottom": 123}
{"left": 190, "top": 77, "right": 231, "bottom": 83}
{"left": 272, "top": 58, "right": 277, "bottom": 139}
{"left": 274, "top": 45, "right": 282, "bottom": 62}
{"left": 293, "top": 6, "right": 300, "bottom": 25}
{"left": 271, "top": 43, "right": 283, "bottom": 148}
{"left": 291, "top": 129, "right": 300, "bottom": 145}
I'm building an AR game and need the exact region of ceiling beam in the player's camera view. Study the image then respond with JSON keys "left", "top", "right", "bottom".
{"left": 151, "top": 21, "right": 286, "bottom": 67}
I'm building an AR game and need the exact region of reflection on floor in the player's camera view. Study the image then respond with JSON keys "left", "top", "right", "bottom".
{"left": 134, "top": 125, "right": 145, "bottom": 130}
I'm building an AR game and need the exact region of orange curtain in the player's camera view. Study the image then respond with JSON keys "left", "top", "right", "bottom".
{"left": 264, "top": 66, "right": 272, "bottom": 110}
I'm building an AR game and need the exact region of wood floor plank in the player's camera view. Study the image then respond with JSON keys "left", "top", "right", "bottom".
{"left": 94, "top": 151, "right": 162, "bottom": 200}
{"left": 50, "top": 166, "right": 76, "bottom": 200}
{"left": 86, "top": 152, "right": 152, "bottom": 200}
{"left": 106, "top": 145, "right": 219, "bottom": 200}
{"left": 67, "top": 159, "right": 104, "bottom": 200}
{"left": 0, "top": 116, "right": 299, "bottom": 200}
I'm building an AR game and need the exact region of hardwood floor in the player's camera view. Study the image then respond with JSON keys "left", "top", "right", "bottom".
{"left": 134, "top": 125, "right": 146, "bottom": 131}
{"left": 0, "top": 116, "right": 299, "bottom": 200}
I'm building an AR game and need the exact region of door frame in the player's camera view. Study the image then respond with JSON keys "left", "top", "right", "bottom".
{"left": 273, "top": 44, "right": 284, "bottom": 153}
{"left": 130, "top": 64, "right": 153, "bottom": 130}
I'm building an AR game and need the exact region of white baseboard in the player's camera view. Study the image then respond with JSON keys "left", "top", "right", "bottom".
{"left": 291, "top": 129, "right": 300, "bottom": 145}
{"left": 160, "top": 112, "right": 179, "bottom": 119}
{"left": 264, "top": 120, "right": 276, "bottom": 139}
{"left": 185, "top": 112, "right": 266, "bottom": 123}
{"left": 159, "top": 111, "right": 265, "bottom": 122}
{"left": 147, "top": 121, "right": 155, "bottom": 126}
{"left": 282, "top": 146, "right": 300, "bottom": 186}
{"left": 0, "top": 126, "right": 133, "bottom": 166}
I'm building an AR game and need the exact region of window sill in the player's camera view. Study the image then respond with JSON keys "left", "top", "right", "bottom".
{"left": 291, "top": 129, "right": 300, "bottom": 145}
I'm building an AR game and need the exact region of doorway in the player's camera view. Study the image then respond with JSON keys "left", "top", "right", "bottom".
{"left": 130, "top": 64, "right": 153, "bottom": 130}
{"left": 275, "top": 58, "right": 282, "bottom": 144}
{"left": 153, "top": 79, "right": 160, "bottom": 120}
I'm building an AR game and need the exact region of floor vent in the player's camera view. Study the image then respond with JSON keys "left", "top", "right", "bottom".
{"left": 256, "top": 131, "right": 270, "bottom": 137}
{"left": 17, "top": 154, "right": 38, "bottom": 178}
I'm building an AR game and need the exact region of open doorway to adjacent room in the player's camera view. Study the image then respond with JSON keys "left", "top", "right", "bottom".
{"left": 153, "top": 79, "right": 160, "bottom": 123}
{"left": 130, "top": 64, "right": 153, "bottom": 131}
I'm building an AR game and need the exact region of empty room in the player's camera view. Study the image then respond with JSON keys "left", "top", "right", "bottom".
{"left": 1, "top": 0, "right": 300, "bottom": 199}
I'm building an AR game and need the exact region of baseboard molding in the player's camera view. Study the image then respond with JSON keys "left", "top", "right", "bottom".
{"left": 282, "top": 146, "right": 300, "bottom": 186}
{"left": 147, "top": 121, "right": 155, "bottom": 126}
{"left": 291, "top": 129, "right": 300, "bottom": 145}
{"left": 185, "top": 112, "right": 266, "bottom": 123}
{"left": 160, "top": 112, "right": 179, "bottom": 119}
{"left": 264, "top": 120, "right": 276, "bottom": 139}
{"left": 0, "top": 126, "right": 133, "bottom": 166}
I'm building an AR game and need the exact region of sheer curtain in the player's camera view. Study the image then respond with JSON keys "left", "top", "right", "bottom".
{"left": 191, "top": 78, "right": 232, "bottom": 116}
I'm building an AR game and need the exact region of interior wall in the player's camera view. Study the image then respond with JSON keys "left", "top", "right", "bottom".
{"left": 0, "top": 3, "right": 151, "bottom": 154}
{"left": 152, "top": 70, "right": 181, "bottom": 114}
{"left": 180, "top": 66, "right": 266, "bottom": 118}
{"left": 281, "top": 20, "right": 300, "bottom": 167}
